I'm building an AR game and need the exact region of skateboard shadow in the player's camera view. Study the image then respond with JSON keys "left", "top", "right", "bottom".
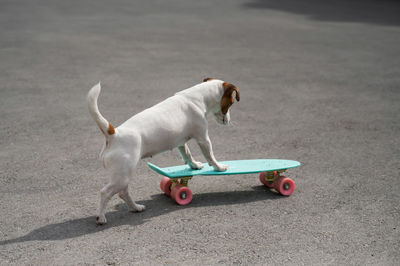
{"left": 243, "top": 0, "right": 400, "bottom": 26}
{"left": 0, "top": 186, "right": 280, "bottom": 246}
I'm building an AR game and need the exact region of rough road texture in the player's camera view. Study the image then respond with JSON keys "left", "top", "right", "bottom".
{"left": 0, "top": 0, "right": 399, "bottom": 265}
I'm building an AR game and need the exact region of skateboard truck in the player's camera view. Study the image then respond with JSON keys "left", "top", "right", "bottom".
{"left": 178, "top": 176, "right": 192, "bottom": 186}
{"left": 264, "top": 170, "right": 286, "bottom": 183}
{"left": 170, "top": 176, "right": 192, "bottom": 190}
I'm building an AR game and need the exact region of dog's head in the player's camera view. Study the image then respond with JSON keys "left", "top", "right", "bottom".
{"left": 203, "top": 78, "right": 240, "bottom": 125}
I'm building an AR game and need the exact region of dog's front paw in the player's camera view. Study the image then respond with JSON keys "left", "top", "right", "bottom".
{"left": 131, "top": 204, "right": 146, "bottom": 213}
{"left": 96, "top": 215, "right": 107, "bottom": 225}
{"left": 214, "top": 164, "right": 228, "bottom": 172}
{"left": 189, "top": 161, "right": 204, "bottom": 170}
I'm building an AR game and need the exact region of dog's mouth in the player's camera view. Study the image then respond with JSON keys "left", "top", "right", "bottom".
{"left": 214, "top": 112, "right": 229, "bottom": 125}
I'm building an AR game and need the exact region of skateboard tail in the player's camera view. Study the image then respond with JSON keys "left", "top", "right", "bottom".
{"left": 148, "top": 162, "right": 174, "bottom": 178}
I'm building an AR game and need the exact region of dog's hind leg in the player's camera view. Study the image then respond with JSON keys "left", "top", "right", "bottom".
{"left": 96, "top": 183, "right": 120, "bottom": 225}
{"left": 96, "top": 154, "right": 143, "bottom": 225}
{"left": 178, "top": 144, "right": 204, "bottom": 169}
{"left": 118, "top": 186, "right": 145, "bottom": 212}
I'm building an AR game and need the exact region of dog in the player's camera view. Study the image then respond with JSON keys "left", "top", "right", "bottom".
{"left": 87, "top": 78, "right": 240, "bottom": 224}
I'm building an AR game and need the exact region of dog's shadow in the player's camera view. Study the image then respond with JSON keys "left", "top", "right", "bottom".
{"left": 0, "top": 186, "right": 281, "bottom": 245}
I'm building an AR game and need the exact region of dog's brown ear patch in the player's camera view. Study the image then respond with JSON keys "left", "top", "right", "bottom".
{"left": 107, "top": 123, "right": 115, "bottom": 135}
{"left": 221, "top": 82, "right": 240, "bottom": 114}
{"left": 203, "top": 77, "right": 214, "bottom": 82}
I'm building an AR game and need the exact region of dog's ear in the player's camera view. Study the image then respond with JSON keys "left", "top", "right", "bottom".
{"left": 203, "top": 77, "right": 214, "bottom": 82}
{"left": 221, "top": 82, "right": 240, "bottom": 114}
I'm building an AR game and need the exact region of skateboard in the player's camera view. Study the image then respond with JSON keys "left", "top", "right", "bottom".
{"left": 148, "top": 159, "right": 301, "bottom": 205}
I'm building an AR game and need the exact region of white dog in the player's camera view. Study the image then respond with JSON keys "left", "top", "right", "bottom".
{"left": 87, "top": 78, "right": 240, "bottom": 224}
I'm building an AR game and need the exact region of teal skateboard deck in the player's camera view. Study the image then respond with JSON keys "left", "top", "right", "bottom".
{"left": 148, "top": 159, "right": 301, "bottom": 205}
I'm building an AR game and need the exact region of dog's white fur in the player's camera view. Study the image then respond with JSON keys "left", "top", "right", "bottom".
{"left": 87, "top": 79, "right": 239, "bottom": 224}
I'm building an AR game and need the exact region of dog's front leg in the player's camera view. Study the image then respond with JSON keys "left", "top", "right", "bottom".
{"left": 178, "top": 144, "right": 204, "bottom": 169}
{"left": 197, "top": 136, "right": 228, "bottom": 172}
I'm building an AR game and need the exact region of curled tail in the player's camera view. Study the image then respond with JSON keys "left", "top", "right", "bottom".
{"left": 87, "top": 82, "right": 115, "bottom": 136}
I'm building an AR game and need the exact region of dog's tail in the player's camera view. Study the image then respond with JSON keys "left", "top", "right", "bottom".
{"left": 87, "top": 82, "right": 115, "bottom": 136}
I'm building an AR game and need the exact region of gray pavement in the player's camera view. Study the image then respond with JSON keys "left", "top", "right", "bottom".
{"left": 0, "top": 0, "right": 399, "bottom": 265}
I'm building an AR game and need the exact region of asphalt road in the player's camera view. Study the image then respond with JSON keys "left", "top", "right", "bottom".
{"left": 1, "top": 0, "right": 399, "bottom": 265}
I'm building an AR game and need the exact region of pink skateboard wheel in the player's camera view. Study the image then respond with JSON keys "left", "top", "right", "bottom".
{"left": 259, "top": 172, "right": 274, "bottom": 188}
{"left": 160, "top": 177, "right": 173, "bottom": 196}
{"left": 274, "top": 176, "right": 295, "bottom": 196}
{"left": 171, "top": 185, "right": 193, "bottom": 205}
